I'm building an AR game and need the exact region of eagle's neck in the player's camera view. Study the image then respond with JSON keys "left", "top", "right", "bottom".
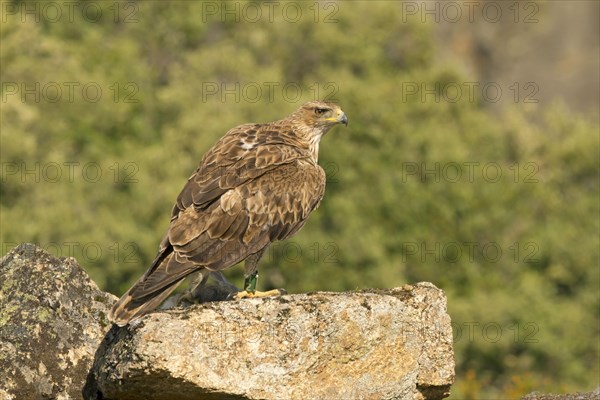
{"left": 270, "top": 116, "right": 332, "bottom": 163}
{"left": 287, "top": 121, "right": 329, "bottom": 163}
{"left": 307, "top": 131, "right": 323, "bottom": 162}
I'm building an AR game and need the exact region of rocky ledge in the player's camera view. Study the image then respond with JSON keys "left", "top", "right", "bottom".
{"left": 86, "top": 284, "right": 455, "bottom": 400}
{"left": 1, "top": 244, "right": 455, "bottom": 400}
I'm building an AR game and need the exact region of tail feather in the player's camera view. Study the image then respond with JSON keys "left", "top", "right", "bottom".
{"left": 109, "top": 249, "right": 197, "bottom": 326}
{"left": 109, "top": 279, "right": 184, "bottom": 326}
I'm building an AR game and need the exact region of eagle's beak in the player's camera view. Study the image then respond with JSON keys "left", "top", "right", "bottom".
{"left": 337, "top": 112, "right": 348, "bottom": 126}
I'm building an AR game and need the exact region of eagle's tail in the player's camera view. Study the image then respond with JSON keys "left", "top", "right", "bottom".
{"left": 108, "top": 250, "right": 194, "bottom": 326}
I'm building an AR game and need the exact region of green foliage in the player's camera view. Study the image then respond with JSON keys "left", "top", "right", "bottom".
{"left": 1, "top": 1, "right": 598, "bottom": 397}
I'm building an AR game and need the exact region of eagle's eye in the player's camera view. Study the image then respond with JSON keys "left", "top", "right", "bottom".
{"left": 315, "top": 108, "right": 329, "bottom": 115}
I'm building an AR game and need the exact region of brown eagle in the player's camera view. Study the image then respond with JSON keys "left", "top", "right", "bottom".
{"left": 109, "top": 101, "right": 347, "bottom": 326}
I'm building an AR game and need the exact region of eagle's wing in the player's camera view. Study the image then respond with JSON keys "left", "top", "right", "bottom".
{"left": 174, "top": 124, "right": 308, "bottom": 215}
{"left": 114, "top": 124, "right": 325, "bottom": 316}
{"left": 170, "top": 156, "right": 326, "bottom": 265}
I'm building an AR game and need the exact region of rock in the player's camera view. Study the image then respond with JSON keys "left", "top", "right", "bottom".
{"left": 0, "top": 243, "right": 455, "bottom": 399}
{"left": 521, "top": 388, "right": 600, "bottom": 400}
{"left": 0, "top": 243, "right": 117, "bottom": 400}
{"left": 88, "top": 282, "right": 454, "bottom": 400}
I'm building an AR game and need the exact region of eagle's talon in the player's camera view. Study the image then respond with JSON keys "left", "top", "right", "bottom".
{"left": 233, "top": 290, "right": 251, "bottom": 299}
{"left": 227, "top": 291, "right": 242, "bottom": 301}
{"left": 233, "top": 289, "right": 286, "bottom": 299}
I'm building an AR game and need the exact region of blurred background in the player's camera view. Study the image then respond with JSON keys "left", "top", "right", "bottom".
{"left": 1, "top": 1, "right": 598, "bottom": 397}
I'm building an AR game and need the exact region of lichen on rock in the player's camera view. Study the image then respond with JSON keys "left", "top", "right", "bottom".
{"left": 0, "top": 244, "right": 116, "bottom": 400}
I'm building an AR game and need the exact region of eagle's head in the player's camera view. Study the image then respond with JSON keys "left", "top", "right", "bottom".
{"left": 292, "top": 100, "right": 348, "bottom": 130}
{"left": 287, "top": 101, "right": 347, "bottom": 160}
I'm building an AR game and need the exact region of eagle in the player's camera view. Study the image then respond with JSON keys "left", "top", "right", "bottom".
{"left": 109, "top": 101, "right": 348, "bottom": 326}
